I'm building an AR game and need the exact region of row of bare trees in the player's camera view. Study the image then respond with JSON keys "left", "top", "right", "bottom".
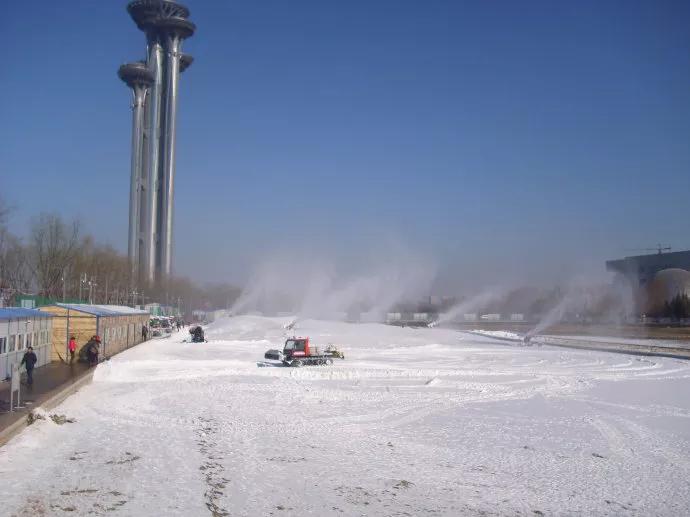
{"left": 0, "top": 197, "right": 240, "bottom": 313}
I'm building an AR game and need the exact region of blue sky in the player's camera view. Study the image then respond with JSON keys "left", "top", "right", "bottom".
{"left": 1, "top": 0, "right": 689, "bottom": 291}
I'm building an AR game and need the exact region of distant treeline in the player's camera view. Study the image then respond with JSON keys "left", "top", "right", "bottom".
{"left": 0, "top": 197, "right": 240, "bottom": 314}
{"left": 650, "top": 294, "right": 690, "bottom": 320}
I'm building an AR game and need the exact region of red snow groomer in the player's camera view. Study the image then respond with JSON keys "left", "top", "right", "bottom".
{"left": 264, "top": 337, "right": 344, "bottom": 367}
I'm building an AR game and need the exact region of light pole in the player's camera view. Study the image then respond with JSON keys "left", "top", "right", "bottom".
{"left": 88, "top": 277, "right": 97, "bottom": 305}
{"left": 79, "top": 273, "right": 87, "bottom": 302}
{"left": 24, "top": 319, "right": 32, "bottom": 351}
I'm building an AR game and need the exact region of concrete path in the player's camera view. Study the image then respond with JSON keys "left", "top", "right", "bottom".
{"left": 0, "top": 361, "right": 94, "bottom": 445}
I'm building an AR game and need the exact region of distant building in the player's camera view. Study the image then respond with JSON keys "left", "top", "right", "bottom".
{"left": 606, "top": 250, "right": 690, "bottom": 288}
{"left": 137, "top": 303, "right": 180, "bottom": 318}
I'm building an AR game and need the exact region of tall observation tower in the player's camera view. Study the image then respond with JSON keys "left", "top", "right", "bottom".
{"left": 119, "top": 0, "right": 196, "bottom": 284}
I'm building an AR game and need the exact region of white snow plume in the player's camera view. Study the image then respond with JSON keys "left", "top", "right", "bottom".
{"left": 433, "top": 287, "right": 508, "bottom": 326}
{"left": 525, "top": 277, "right": 635, "bottom": 338}
{"left": 525, "top": 295, "right": 573, "bottom": 339}
{"left": 231, "top": 244, "right": 436, "bottom": 321}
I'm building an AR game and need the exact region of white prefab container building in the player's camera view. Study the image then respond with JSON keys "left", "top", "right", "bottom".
{"left": 0, "top": 308, "right": 53, "bottom": 380}
{"left": 39, "top": 304, "right": 150, "bottom": 362}
{"left": 386, "top": 313, "right": 402, "bottom": 323}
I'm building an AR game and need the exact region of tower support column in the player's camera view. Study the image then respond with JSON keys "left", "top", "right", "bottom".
{"left": 144, "top": 36, "right": 164, "bottom": 284}
{"left": 122, "top": 1, "right": 196, "bottom": 286}
{"left": 159, "top": 34, "right": 183, "bottom": 278}
{"left": 118, "top": 62, "right": 153, "bottom": 283}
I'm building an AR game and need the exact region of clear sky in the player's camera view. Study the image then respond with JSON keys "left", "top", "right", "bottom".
{"left": 1, "top": 0, "right": 689, "bottom": 292}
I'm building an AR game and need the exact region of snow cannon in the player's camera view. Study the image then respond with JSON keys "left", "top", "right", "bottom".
{"left": 283, "top": 319, "right": 298, "bottom": 331}
{"left": 523, "top": 330, "right": 542, "bottom": 347}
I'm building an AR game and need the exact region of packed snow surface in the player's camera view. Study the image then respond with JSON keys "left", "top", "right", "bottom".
{"left": 545, "top": 334, "right": 690, "bottom": 350}
{"left": 2, "top": 316, "right": 690, "bottom": 516}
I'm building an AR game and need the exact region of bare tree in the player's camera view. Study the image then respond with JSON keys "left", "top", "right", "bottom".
{"left": 3, "top": 236, "right": 32, "bottom": 294}
{"left": 0, "top": 196, "right": 22, "bottom": 305}
{"left": 0, "top": 195, "right": 10, "bottom": 225}
{"left": 0, "top": 196, "right": 11, "bottom": 289}
{"left": 29, "top": 214, "right": 81, "bottom": 298}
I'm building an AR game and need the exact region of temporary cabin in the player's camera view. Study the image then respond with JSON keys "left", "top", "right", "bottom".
{"left": 0, "top": 308, "right": 53, "bottom": 380}
{"left": 39, "top": 304, "right": 150, "bottom": 362}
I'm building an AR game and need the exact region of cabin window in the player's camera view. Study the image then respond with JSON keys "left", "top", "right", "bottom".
{"left": 0, "top": 337, "right": 6, "bottom": 354}
{"left": 9, "top": 335, "right": 16, "bottom": 352}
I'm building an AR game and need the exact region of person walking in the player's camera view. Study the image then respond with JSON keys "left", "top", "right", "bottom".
{"left": 20, "top": 346, "right": 38, "bottom": 385}
{"left": 142, "top": 324, "right": 148, "bottom": 341}
{"left": 68, "top": 335, "right": 77, "bottom": 364}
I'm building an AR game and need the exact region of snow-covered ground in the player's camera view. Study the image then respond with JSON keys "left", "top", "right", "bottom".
{"left": 1, "top": 316, "right": 690, "bottom": 516}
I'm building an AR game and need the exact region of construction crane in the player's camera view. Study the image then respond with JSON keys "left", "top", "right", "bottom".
{"left": 624, "top": 244, "right": 672, "bottom": 255}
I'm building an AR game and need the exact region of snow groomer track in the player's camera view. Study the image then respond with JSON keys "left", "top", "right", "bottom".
{"left": 465, "top": 330, "right": 690, "bottom": 360}
{"left": 1, "top": 316, "right": 689, "bottom": 516}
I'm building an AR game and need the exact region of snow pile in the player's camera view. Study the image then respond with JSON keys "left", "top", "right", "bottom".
{"left": 470, "top": 329, "right": 523, "bottom": 340}
{"left": 1, "top": 316, "right": 689, "bottom": 516}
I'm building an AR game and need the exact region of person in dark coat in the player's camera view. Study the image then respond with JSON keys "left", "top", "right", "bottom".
{"left": 85, "top": 336, "right": 100, "bottom": 366}
{"left": 142, "top": 325, "right": 148, "bottom": 341}
{"left": 20, "top": 346, "right": 38, "bottom": 385}
{"left": 190, "top": 326, "right": 205, "bottom": 343}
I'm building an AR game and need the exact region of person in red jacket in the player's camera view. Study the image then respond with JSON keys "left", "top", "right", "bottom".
{"left": 68, "top": 336, "right": 77, "bottom": 364}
